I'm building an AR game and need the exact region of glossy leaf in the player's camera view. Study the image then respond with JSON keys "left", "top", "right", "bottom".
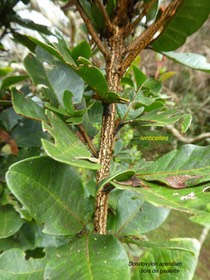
{"left": 12, "top": 88, "right": 47, "bottom": 122}
{"left": 137, "top": 145, "right": 210, "bottom": 188}
{"left": 44, "top": 234, "right": 130, "bottom": 280}
{"left": 46, "top": 61, "right": 84, "bottom": 105}
{"left": 0, "top": 205, "right": 23, "bottom": 238}
{"left": 112, "top": 145, "right": 210, "bottom": 226}
{"left": 6, "top": 156, "right": 86, "bottom": 235}
{"left": 153, "top": 0, "right": 210, "bottom": 51}
{"left": 27, "top": 36, "right": 68, "bottom": 63}
{"left": 98, "top": 170, "right": 135, "bottom": 191}
{"left": 23, "top": 54, "right": 58, "bottom": 105}
{"left": 131, "top": 238, "right": 200, "bottom": 280}
{"left": 13, "top": 32, "right": 37, "bottom": 53}
{"left": 23, "top": 36, "right": 128, "bottom": 103}
{"left": 71, "top": 41, "right": 92, "bottom": 62}
{"left": 63, "top": 90, "right": 85, "bottom": 116}
{"left": 136, "top": 108, "right": 190, "bottom": 127}
{"left": 163, "top": 51, "right": 210, "bottom": 73}
{"left": 76, "top": 64, "right": 108, "bottom": 96}
{"left": 42, "top": 110, "right": 100, "bottom": 169}
{"left": 108, "top": 190, "right": 170, "bottom": 235}
{"left": 0, "top": 249, "right": 46, "bottom": 280}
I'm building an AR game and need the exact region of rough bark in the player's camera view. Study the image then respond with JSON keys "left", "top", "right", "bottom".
{"left": 94, "top": 27, "right": 124, "bottom": 234}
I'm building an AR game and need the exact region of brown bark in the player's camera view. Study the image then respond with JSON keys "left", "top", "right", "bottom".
{"left": 94, "top": 27, "right": 124, "bottom": 234}
{"left": 75, "top": 0, "right": 184, "bottom": 234}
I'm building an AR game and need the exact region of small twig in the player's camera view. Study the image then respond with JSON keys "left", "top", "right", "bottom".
{"left": 124, "top": 0, "right": 157, "bottom": 37}
{"left": 121, "top": 0, "right": 183, "bottom": 74}
{"left": 95, "top": 0, "right": 113, "bottom": 33}
{"left": 166, "top": 125, "right": 210, "bottom": 144}
{"left": 77, "top": 124, "right": 98, "bottom": 157}
{"left": 75, "top": 0, "right": 110, "bottom": 61}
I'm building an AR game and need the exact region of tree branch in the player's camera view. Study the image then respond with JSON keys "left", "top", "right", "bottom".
{"left": 77, "top": 124, "right": 98, "bottom": 157}
{"left": 94, "top": 27, "right": 123, "bottom": 234}
{"left": 121, "top": 0, "right": 183, "bottom": 74}
{"left": 167, "top": 125, "right": 210, "bottom": 144}
{"left": 124, "top": 0, "right": 157, "bottom": 38}
{"left": 75, "top": 0, "right": 110, "bottom": 61}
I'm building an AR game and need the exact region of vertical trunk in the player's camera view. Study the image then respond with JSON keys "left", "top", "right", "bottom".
{"left": 94, "top": 27, "right": 123, "bottom": 234}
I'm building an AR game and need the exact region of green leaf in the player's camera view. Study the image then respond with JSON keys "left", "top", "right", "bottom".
{"left": 44, "top": 234, "right": 130, "bottom": 280}
{"left": 0, "top": 107, "right": 22, "bottom": 131}
{"left": 159, "top": 71, "right": 177, "bottom": 82}
{"left": 71, "top": 41, "right": 92, "bottom": 62}
{"left": 163, "top": 51, "right": 210, "bottom": 73}
{"left": 106, "top": 0, "right": 116, "bottom": 17}
{"left": 12, "top": 119, "right": 47, "bottom": 148}
{"left": 13, "top": 17, "right": 52, "bottom": 35}
{"left": 132, "top": 66, "right": 147, "bottom": 89}
{"left": 91, "top": 2, "right": 104, "bottom": 32}
{"left": 0, "top": 67, "right": 13, "bottom": 77}
{"left": 24, "top": 54, "right": 57, "bottom": 105}
{"left": 0, "top": 205, "right": 23, "bottom": 238}
{"left": 112, "top": 145, "right": 210, "bottom": 227}
{"left": 131, "top": 238, "right": 200, "bottom": 280}
{"left": 0, "top": 248, "right": 47, "bottom": 279}
{"left": 108, "top": 190, "right": 170, "bottom": 236}
{"left": 6, "top": 156, "right": 86, "bottom": 235}
{"left": 117, "top": 89, "right": 145, "bottom": 121}
{"left": 1, "top": 75, "right": 28, "bottom": 90}
{"left": 12, "top": 32, "right": 37, "bottom": 53}
{"left": 62, "top": 90, "right": 85, "bottom": 116}
{"left": 0, "top": 147, "right": 40, "bottom": 178}
{"left": 145, "top": 0, "right": 159, "bottom": 22}
{"left": 87, "top": 101, "right": 103, "bottom": 124}
{"left": 76, "top": 64, "right": 108, "bottom": 97}
{"left": 136, "top": 108, "right": 189, "bottom": 127}
{"left": 46, "top": 61, "right": 84, "bottom": 105}
{"left": 98, "top": 170, "right": 135, "bottom": 191}
{"left": 23, "top": 36, "right": 126, "bottom": 104}
{"left": 137, "top": 145, "right": 210, "bottom": 188}
{"left": 53, "top": 42, "right": 75, "bottom": 65}
{"left": 27, "top": 36, "right": 68, "bottom": 63}
{"left": 181, "top": 114, "right": 192, "bottom": 133}
{"left": 143, "top": 78, "right": 162, "bottom": 95}
{"left": 24, "top": 53, "right": 49, "bottom": 86}
{"left": 123, "top": 238, "right": 196, "bottom": 254}
{"left": 12, "top": 88, "right": 47, "bottom": 122}
{"left": 42, "top": 110, "right": 100, "bottom": 169}
{"left": 152, "top": 0, "right": 210, "bottom": 51}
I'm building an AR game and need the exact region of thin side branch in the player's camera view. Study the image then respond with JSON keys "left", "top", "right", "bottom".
{"left": 95, "top": 0, "right": 113, "bottom": 33}
{"left": 75, "top": 0, "right": 110, "bottom": 61}
{"left": 124, "top": 0, "right": 157, "bottom": 37}
{"left": 121, "top": 0, "right": 183, "bottom": 74}
{"left": 77, "top": 124, "right": 98, "bottom": 157}
{"left": 167, "top": 125, "right": 210, "bottom": 144}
